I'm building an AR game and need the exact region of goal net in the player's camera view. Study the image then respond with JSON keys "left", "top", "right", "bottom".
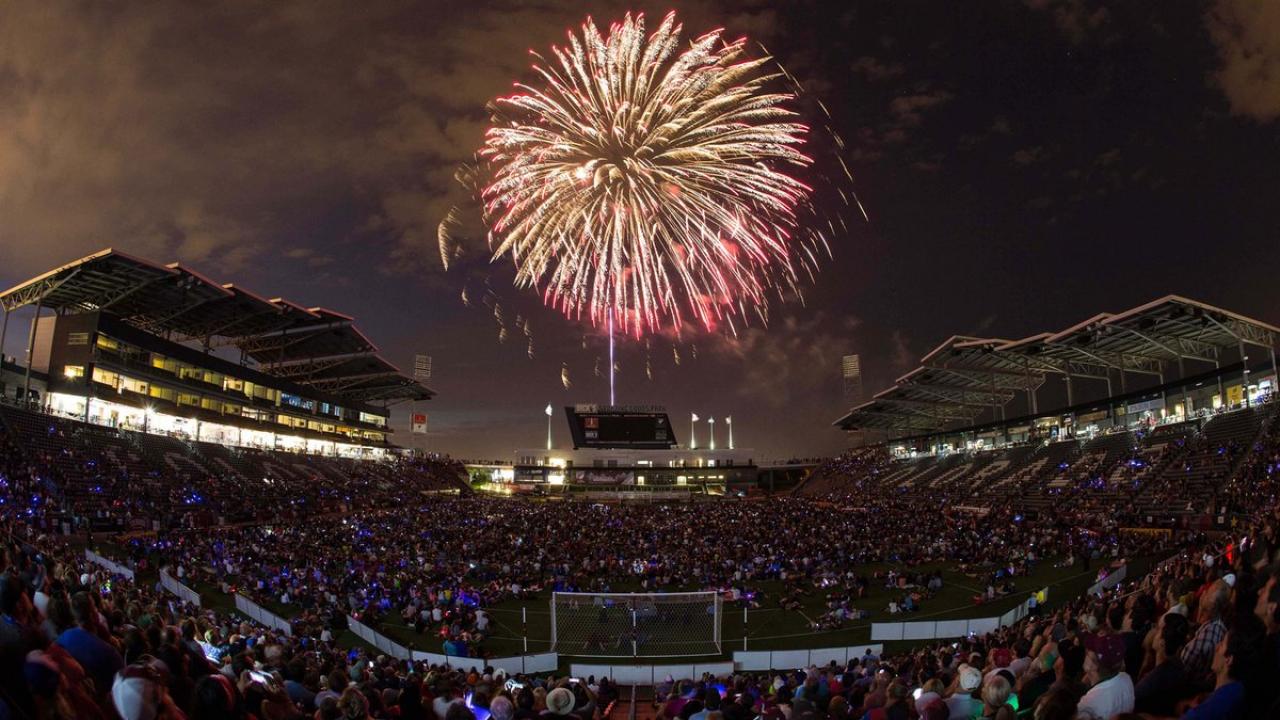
{"left": 551, "top": 591, "right": 722, "bottom": 657}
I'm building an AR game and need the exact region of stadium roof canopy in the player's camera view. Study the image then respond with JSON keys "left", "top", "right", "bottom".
{"left": 0, "top": 249, "right": 433, "bottom": 404}
{"left": 835, "top": 295, "right": 1279, "bottom": 434}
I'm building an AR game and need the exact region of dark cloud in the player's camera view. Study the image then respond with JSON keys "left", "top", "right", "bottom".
{"left": 851, "top": 56, "right": 905, "bottom": 82}
{"left": 1012, "top": 146, "right": 1048, "bottom": 166}
{"left": 1206, "top": 0, "right": 1280, "bottom": 122}
{"left": 1024, "top": 0, "right": 1111, "bottom": 44}
{"left": 2, "top": 1, "right": 1278, "bottom": 460}
{"left": 888, "top": 90, "right": 954, "bottom": 127}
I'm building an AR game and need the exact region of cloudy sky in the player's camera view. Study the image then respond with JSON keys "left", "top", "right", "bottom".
{"left": 2, "top": 0, "right": 1278, "bottom": 460}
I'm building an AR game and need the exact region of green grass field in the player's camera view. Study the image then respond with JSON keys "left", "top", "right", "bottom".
{"left": 103, "top": 535, "right": 1155, "bottom": 672}
{"left": 353, "top": 555, "right": 1153, "bottom": 663}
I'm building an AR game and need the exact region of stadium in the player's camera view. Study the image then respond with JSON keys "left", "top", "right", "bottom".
{"left": 3, "top": 5, "right": 1280, "bottom": 720}
{"left": 2, "top": 246, "right": 1278, "bottom": 720}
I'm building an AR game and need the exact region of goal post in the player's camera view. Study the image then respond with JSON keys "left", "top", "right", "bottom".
{"left": 550, "top": 591, "right": 722, "bottom": 657}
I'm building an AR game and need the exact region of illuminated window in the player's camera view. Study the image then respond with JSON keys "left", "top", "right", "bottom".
{"left": 92, "top": 368, "right": 119, "bottom": 387}
{"left": 62, "top": 365, "right": 86, "bottom": 379}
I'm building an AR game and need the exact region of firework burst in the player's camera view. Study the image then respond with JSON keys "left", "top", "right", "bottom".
{"left": 479, "top": 11, "right": 829, "bottom": 337}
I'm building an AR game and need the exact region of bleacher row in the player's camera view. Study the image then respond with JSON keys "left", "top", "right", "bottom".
{"left": 0, "top": 404, "right": 470, "bottom": 529}
{"left": 800, "top": 401, "right": 1280, "bottom": 523}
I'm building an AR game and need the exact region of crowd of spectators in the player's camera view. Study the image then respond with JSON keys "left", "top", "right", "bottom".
{"left": 1, "top": 517, "right": 626, "bottom": 720}
{"left": 642, "top": 523, "right": 1280, "bottom": 720}
{"left": 0, "top": 399, "right": 1278, "bottom": 718}
{"left": 119, "top": 489, "right": 1185, "bottom": 652}
{"left": 0, "top": 405, "right": 469, "bottom": 532}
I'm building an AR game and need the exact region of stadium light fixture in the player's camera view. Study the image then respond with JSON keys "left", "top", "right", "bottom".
{"left": 708, "top": 416, "right": 716, "bottom": 451}
{"left": 726, "top": 416, "right": 733, "bottom": 450}
{"left": 690, "top": 413, "right": 699, "bottom": 449}
{"left": 545, "top": 404, "right": 554, "bottom": 450}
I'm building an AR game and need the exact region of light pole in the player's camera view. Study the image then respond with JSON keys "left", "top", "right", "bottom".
{"left": 708, "top": 417, "right": 716, "bottom": 451}
{"left": 726, "top": 416, "right": 733, "bottom": 450}
{"left": 690, "top": 413, "right": 699, "bottom": 449}
{"left": 607, "top": 309, "right": 615, "bottom": 406}
{"left": 545, "top": 404, "right": 554, "bottom": 450}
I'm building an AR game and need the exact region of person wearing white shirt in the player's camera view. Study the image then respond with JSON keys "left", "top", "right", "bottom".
{"left": 1076, "top": 634, "right": 1134, "bottom": 719}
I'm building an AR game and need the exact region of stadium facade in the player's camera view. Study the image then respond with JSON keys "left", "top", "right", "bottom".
{"left": 837, "top": 295, "right": 1278, "bottom": 454}
{"left": 0, "top": 249, "right": 432, "bottom": 457}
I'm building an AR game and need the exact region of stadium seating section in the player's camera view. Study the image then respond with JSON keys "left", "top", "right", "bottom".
{"left": 0, "top": 404, "right": 469, "bottom": 529}
{"left": 798, "top": 401, "right": 1280, "bottom": 526}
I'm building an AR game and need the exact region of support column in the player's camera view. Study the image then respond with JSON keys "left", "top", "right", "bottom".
{"left": 1215, "top": 350, "right": 1224, "bottom": 407}
{"left": 23, "top": 298, "right": 43, "bottom": 407}
{"left": 1178, "top": 357, "right": 1191, "bottom": 417}
{"left": 1065, "top": 372, "right": 1074, "bottom": 407}
{"left": 989, "top": 373, "right": 1003, "bottom": 423}
{"left": 1239, "top": 339, "right": 1250, "bottom": 409}
{"left": 0, "top": 308, "right": 9, "bottom": 404}
{"left": 0, "top": 307, "right": 9, "bottom": 371}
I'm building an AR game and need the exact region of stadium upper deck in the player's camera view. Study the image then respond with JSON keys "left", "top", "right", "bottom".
{"left": 836, "top": 295, "right": 1279, "bottom": 446}
{"left": 0, "top": 249, "right": 432, "bottom": 456}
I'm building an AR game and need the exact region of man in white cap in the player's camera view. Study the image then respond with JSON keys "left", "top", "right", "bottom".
{"left": 945, "top": 664, "right": 982, "bottom": 719}
{"left": 112, "top": 663, "right": 183, "bottom": 720}
{"left": 544, "top": 687, "right": 576, "bottom": 717}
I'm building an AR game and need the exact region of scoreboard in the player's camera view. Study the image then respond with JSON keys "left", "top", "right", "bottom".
{"left": 565, "top": 405, "right": 675, "bottom": 449}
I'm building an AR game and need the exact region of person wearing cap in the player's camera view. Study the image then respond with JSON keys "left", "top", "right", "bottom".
{"left": 1075, "top": 633, "right": 1133, "bottom": 719}
{"left": 542, "top": 687, "right": 576, "bottom": 718}
{"left": 943, "top": 664, "right": 981, "bottom": 719}
{"left": 112, "top": 662, "right": 186, "bottom": 720}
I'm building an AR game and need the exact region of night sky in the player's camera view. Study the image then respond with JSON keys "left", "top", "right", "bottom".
{"left": 2, "top": 1, "right": 1278, "bottom": 460}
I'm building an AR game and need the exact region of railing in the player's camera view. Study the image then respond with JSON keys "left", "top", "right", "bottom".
{"left": 234, "top": 594, "right": 292, "bottom": 636}
{"left": 870, "top": 587, "right": 1048, "bottom": 642}
{"left": 159, "top": 569, "right": 201, "bottom": 607}
{"left": 346, "top": 615, "right": 558, "bottom": 674}
{"left": 732, "top": 644, "right": 885, "bottom": 671}
{"left": 84, "top": 549, "right": 135, "bottom": 580}
{"left": 571, "top": 661, "right": 735, "bottom": 685}
{"left": 1087, "top": 564, "right": 1127, "bottom": 595}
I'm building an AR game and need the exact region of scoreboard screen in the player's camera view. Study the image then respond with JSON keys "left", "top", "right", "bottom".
{"left": 566, "top": 405, "right": 675, "bottom": 449}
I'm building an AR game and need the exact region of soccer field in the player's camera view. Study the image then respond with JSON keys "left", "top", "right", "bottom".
{"left": 364, "top": 555, "right": 1145, "bottom": 663}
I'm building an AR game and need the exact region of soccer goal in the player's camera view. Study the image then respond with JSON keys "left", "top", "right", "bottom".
{"left": 551, "top": 591, "right": 722, "bottom": 657}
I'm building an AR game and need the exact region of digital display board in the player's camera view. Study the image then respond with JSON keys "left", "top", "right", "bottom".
{"left": 565, "top": 405, "right": 675, "bottom": 449}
